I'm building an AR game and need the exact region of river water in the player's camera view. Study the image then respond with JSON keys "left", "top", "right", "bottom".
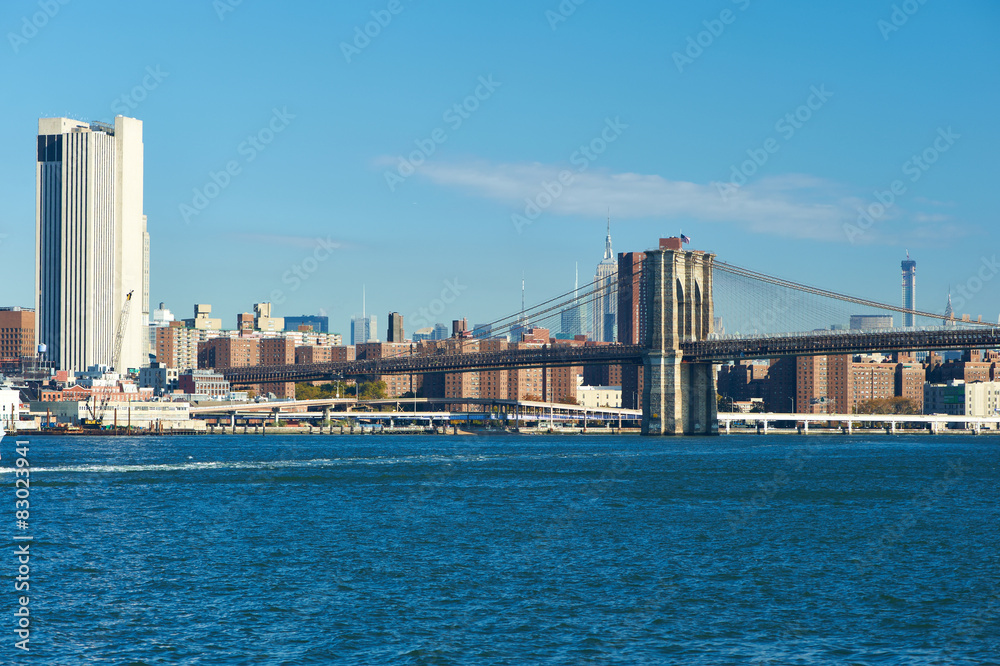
{"left": 3, "top": 434, "right": 997, "bottom": 664}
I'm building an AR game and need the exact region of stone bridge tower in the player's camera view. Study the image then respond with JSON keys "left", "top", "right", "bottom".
{"left": 642, "top": 240, "right": 718, "bottom": 435}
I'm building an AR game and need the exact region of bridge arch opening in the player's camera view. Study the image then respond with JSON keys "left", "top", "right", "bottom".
{"left": 694, "top": 280, "right": 703, "bottom": 342}
{"left": 676, "top": 278, "right": 686, "bottom": 344}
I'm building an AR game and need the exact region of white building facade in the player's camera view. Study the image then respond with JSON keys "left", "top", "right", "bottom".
{"left": 0, "top": 388, "right": 21, "bottom": 430}
{"left": 36, "top": 116, "right": 149, "bottom": 373}
{"left": 965, "top": 381, "right": 1000, "bottom": 418}
{"left": 578, "top": 385, "right": 622, "bottom": 409}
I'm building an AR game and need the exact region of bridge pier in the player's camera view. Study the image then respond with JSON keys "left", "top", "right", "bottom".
{"left": 641, "top": 244, "right": 718, "bottom": 436}
{"left": 642, "top": 353, "right": 716, "bottom": 435}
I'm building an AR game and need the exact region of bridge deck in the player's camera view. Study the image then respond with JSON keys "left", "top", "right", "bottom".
{"left": 220, "top": 328, "right": 1000, "bottom": 385}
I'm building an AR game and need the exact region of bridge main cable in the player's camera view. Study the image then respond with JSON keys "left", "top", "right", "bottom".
{"left": 714, "top": 260, "right": 980, "bottom": 325}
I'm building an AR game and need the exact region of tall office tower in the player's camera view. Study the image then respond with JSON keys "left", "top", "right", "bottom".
{"left": 560, "top": 263, "right": 584, "bottom": 338}
{"left": 350, "top": 316, "right": 375, "bottom": 345}
{"left": 432, "top": 323, "right": 449, "bottom": 340}
{"left": 350, "top": 286, "right": 376, "bottom": 344}
{"left": 387, "top": 312, "right": 404, "bottom": 342}
{"left": 943, "top": 291, "right": 954, "bottom": 326}
{"left": 901, "top": 253, "right": 916, "bottom": 327}
{"left": 592, "top": 218, "right": 617, "bottom": 341}
{"left": 36, "top": 116, "right": 149, "bottom": 372}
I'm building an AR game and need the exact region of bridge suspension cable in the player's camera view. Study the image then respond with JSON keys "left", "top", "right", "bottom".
{"left": 714, "top": 260, "right": 982, "bottom": 326}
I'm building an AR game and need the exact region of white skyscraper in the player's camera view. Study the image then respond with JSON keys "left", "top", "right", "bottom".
{"left": 35, "top": 116, "right": 149, "bottom": 372}
{"left": 592, "top": 218, "right": 617, "bottom": 342}
{"left": 350, "top": 286, "right": 377, "bottom": 344}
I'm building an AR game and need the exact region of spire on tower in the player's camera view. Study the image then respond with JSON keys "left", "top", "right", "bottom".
{"left": 943, "top": 288, "right": 954, "bottom": 325}
{"left": 521, "top": 272, "right": 525, "bottom": 317}
{"left": 604, "top": 212, "right": 613, "bottom": 261}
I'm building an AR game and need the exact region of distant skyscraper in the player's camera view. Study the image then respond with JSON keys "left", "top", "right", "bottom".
{"left": 850, "top": 314, "right": 893, "bottom": 330}
{"left": 350, "top": 316, "right": 375, "bottom": 345}
{"left": 412, "top": 328, "right": 434, "bottom": 342}
{"left": 511, "top": 274, "right": 529, "bottom": 343}
{"left": 284, "top": 315, "right": 329, "bottom": 333}
{"left": 387, "top": 312, "right": 404, "bottom": 342}
{"left": 36, "top": 116, "right": 149, "bottom": 372}
{"left": 432, "top": 323, "right": 449, "bottom": 340}
{"left": 943, "top": 290, "right": 954, "bottom": 326}
{"left": 901, "top": 253, "right": 916, "bottom": 327}
{"left": 350, "top": 286, "right": 376, "bottom": 344}
{"left": 592, "top": 217, "right": 617, "bottom": 341}
{"left": 560, "top": 263, "right": 584, "bottom": 338}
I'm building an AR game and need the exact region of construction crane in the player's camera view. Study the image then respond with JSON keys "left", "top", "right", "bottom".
{"left": 85, "top": 291, "right": 134, "bottom": 428}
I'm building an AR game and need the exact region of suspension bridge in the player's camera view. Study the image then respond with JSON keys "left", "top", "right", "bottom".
{"left": 220, "top": 239, "right": 1000, "bottom": 436}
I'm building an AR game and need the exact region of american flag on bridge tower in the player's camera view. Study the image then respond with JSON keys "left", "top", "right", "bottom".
{"left": 680, "top": 234, "right": 691, "bottom": 245}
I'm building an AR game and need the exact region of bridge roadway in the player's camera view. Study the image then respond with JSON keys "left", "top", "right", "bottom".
{"left": 219, "top": 328, "right": 1000, "bottom": 385}
{"left": 683, "top": 327, "right": 1000, "bottom": 363}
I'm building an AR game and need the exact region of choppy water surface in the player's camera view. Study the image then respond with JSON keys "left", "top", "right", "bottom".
{"left": 3, "top": 434, "right": 998, "bottom": 664}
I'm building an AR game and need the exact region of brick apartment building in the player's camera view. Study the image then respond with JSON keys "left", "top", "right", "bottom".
{"left": 0, "top": 307, "right": 36, "bottom": 363}
{"left": 795, "top": 355, "right": 921, "bottom": 414}
{"left": 618, "top": 250, "right": 647, "bottom": 409}
{"left": 197, "top": 337, "right": 293, "bottom": 398}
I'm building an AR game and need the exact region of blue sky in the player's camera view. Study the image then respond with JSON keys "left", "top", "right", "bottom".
{"left": 1, "top": 0, "right": 998, "bottom": 336}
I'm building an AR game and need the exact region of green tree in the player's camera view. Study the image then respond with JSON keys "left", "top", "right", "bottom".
{"left": 358, "top": 381, "right": 387, "bottom": 400}
{"left": 854, "top": 397, "right": 920, "bottom": 415}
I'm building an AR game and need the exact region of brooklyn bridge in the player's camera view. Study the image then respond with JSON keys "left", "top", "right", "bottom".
{"left": 220, "top": 239, "right": 1000, "bottom": 435}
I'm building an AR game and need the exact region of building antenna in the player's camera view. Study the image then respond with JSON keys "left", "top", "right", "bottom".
{"left": 521, "top": 272, "right": 525, "bottom": 318}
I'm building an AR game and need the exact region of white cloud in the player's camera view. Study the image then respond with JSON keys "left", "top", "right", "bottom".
{"left": 412, "top": 160, "right": 863, "bottom": 241}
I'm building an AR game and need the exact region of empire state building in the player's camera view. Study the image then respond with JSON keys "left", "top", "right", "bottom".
{"left": 592, "top": 219, "right": 617, "bottom": 342}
